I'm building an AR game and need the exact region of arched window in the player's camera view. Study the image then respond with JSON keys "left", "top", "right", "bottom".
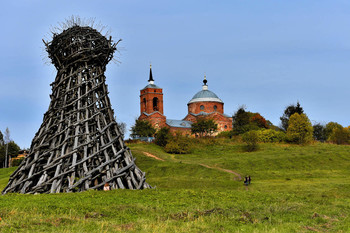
{"left": 200, "top": 105, "right": 204, "bottom": 110}
{"left": 214, "top": 105, "right": 217, "bottom": 111}
{"left": 153, "top": 97, "right": 159, "bottom": 111}
{"left": 143, "top": 98, "right": 146, "bottom": 111}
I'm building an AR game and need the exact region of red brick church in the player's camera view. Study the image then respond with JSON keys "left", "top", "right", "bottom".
{"left": 138, "top": 65, "right": 232, "bottom": 136}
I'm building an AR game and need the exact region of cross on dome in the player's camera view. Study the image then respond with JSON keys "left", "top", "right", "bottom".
{"left": 202, "top": 73, "right": 208, "bottom": 90}
{"left": 148, "top": 63, "right": 154, "bottom": 84}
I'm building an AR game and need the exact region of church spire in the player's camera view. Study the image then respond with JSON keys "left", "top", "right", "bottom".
{"left": 202, "top": 73, "right": 208, "bottom": 90}
{"left": 148, "top": 64, "right": 154, "bottom": 84}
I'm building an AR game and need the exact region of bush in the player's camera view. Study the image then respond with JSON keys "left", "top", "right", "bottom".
{"left": 155, "top": 127, "right": 172, "bottom": 147}
{"left": 286, "top": 113, "right": 313, "bottom": 144}
{"left": 255, "top": 129, "right": 286, "bottom": 143}
{"left": 242, "top": 131, "right": 259, "bottom": 152}
{"left": 329, "top": 127, "right": 350, "bottom": 145}
{"left": 164, "top": 134, "right": 192, "bottom": 154}
{"left": 11, "top": 158, "right": 24, "bottom": 167}
{"left": 216, "top": 131, "right": 234, "bottom": 138}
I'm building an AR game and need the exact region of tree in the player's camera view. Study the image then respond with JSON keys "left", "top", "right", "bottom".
{"left": 325, "top": 122, "right": 343, "bottom": 141}
{"left": 4, "top": 127, "right": 10, "bottom": 144}
{"left": 191, "top": 118, "right": 218, "bottom": 137}
{"left": 313, "top": 123, "right": 326, "bottom": 142}
{"left": 116, "top": 121, "right": 126, "bottom": 139}
{"left": 280, "top": 102, "right": 304, "bottom": 131}
{"left": 0, "top": 140, "right": 20, "bottom": 168}
{"left": 232, "top": 107, "right": 270, "bottom": 135}
{"left": 286, "top": 113, "right": 313, "bottom": 144}
{"left": 232, "top": 107, "right": 251, "bottom": 135}
{"left": 4, "top": 127, "right": 10, "bottom": 168}
{"left": 250, "top": 113, "right": 268, "bottom": 129}
{"left": 8, "top": 141, "right": 21, "bottom": 167}
{"left": 155, "top": 127, "right": 172, "bottom": 147}
{"left": 7, "top": 141, "right": 20, "bottom": 157}
{"left": 0, "top": 130, "right": 3, "bottom": 145}
{"left": 0, "top": 146, "right": 5, "bottom": 168}
{"left": 328, "top": 127, "right": 350, "bottom": 145}
{"left": 130, "top": 119, "right": 156, "bottom": 138}
{"left": 242, "top": 131, "right": 259, "bottom": 152}
{"left": 11, "top": 157, "right": 25, "bottom": 167}
{"left": 267, "top": 120, "right": 282, "bottom": 131}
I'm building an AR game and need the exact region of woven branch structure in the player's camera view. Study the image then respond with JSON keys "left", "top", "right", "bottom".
{"left": 2, "top": 25, "right": 151, "bottom": 194}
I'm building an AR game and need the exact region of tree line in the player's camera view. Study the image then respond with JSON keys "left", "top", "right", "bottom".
{"left": 130, "top": 101, "right": 350, "bottom": 153}
{"left": 225, "top": 102, "right": 350, "bottom": 145}
{"left": 0, "top": 128, "right": 21, "bottom": 168}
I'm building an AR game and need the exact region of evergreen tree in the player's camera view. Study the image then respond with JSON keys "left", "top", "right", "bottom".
{"left": 0, "top": 130, "right": 3, "bottom": 145}
{"left": 232, "top": 107, "right": 251, "bottom": 135}
{"left": 7, "top": 141, "right": 20, "bottom": 157}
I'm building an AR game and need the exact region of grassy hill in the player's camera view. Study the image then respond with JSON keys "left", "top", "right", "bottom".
{"left": 0, "top": 140, "right": 349, "bottom": 232}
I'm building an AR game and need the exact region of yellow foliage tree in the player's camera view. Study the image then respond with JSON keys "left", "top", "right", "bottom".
{"left": 286, "top": 113, "right": 313, "bottom": 144}
{"left": 329, "top": 127, "right": 350, "bottom": 145}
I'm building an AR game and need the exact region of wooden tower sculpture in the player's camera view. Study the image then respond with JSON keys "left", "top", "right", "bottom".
{"left": 2, "top": 23, "right": 151, "bottom": 194}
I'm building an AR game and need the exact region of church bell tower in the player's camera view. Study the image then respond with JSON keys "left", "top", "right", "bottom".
{"left": 138, "top": 65, "right": 166, "bottom": 129}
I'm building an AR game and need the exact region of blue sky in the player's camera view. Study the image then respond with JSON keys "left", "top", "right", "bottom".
{"left": 1, "top": 1, "right": 350, "bottom": 148}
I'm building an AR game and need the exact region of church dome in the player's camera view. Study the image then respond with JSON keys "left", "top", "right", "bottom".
{"left": 188, "top": 77, "right": 223, "bottom": 104}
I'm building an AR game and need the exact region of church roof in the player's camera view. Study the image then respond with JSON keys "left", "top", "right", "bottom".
{"left": 142, "top": 111, "right": 164, "bottom": 117}
{"left": 188, "top": 76, "right": 223, "bottom": 104}
{"left": 142, "top": 83, "right": 161, "bottom": 90}
{"left": 189, "top": 111, "right": 231, "bottom": 118}
{"left": 166, "top": 119, "right": 192, "bottom": 128}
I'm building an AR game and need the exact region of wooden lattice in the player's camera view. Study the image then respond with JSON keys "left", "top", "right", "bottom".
{"left": 2, "top": 24, "right": 151, "bottom": 194}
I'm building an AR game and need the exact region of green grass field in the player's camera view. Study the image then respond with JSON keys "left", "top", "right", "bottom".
{"left": 0, "top": 140, "right": 349, "bottom": 232}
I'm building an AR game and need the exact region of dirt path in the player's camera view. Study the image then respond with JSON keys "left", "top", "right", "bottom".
{"left": 199, "top": 164, "right": 242, "bottom": 181}
{"left": 141, "top": 151, "right": 242, "bottom": 180}
{"left": 142, "top": 152, "right": 165, "bottom": 161}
